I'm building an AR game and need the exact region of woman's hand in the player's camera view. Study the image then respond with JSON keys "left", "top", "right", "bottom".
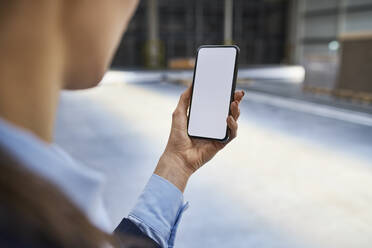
{"left": 154, "top": 86, "right": 244, "bottom": 192}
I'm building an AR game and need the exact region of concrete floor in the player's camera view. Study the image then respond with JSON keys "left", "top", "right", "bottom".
{"left": 55, "top": 79, "right": 372, "bottom": 248}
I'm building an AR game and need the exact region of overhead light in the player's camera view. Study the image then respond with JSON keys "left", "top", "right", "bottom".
{"left": 328, "top": 40, "right": 340, "bottom": 51}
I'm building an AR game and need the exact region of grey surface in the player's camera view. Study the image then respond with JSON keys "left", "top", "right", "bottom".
{"left": 55, "top": 80, "right": 372, "bottom": 248}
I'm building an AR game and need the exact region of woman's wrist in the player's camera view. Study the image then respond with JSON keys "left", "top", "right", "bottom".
{"left": 154, "top": 152, "right": 193, "bottom": 192}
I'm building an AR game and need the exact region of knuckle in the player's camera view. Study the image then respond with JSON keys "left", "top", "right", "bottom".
{"left": 172, "top": 110, "right": 179, "bottom": 118}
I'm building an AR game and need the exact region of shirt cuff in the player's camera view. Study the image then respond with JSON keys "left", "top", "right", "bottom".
{"left": 128, "top": 174, "right": 188, "bottom": 248}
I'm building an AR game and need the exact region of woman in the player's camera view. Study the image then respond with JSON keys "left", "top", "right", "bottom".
{"left": 0, "top": 0, "right": 244, "bottom": 247}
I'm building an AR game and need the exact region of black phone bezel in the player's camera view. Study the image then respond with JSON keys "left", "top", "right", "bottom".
{"left": 187, "top": 45, "right": 240, "bottom": 142}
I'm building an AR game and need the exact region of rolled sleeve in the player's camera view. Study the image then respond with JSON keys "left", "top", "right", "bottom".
{"left": 128, "top": 174, "right": 188, "bottom": 247}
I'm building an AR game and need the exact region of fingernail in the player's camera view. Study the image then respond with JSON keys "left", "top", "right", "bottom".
{"left": 241, "top": 90, "right": 245, "bottom": 96}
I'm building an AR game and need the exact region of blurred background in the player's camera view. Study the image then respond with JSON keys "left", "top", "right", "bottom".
{"left": 55, "top": 0, "right": 372, "bottom": 247}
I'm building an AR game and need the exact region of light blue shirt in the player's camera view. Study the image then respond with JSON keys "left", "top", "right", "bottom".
{"left": 0, "top": 118, "right": 187, "bottom": 247}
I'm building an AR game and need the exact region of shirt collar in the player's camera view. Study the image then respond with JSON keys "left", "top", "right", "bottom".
{"left": 0, "top": 118, "right": 111, "bottom": 232}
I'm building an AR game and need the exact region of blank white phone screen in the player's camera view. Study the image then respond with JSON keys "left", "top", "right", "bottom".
{"left": 188, "top": 47, "right": 237, "bottom": 140}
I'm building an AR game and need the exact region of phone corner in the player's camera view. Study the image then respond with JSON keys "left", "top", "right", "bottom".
{"left": 196, "top": 45, "right": 207, "bottom": 53}
{"left": 216, "top": 131, "right": 230, "bottom": 143}
{"left": 232, "top": 45, "right": 240, "bottom": 55}
{"left": 187, "top": 129, "right": 193, "bottom": 138}
{"left": 221, "top": 134, "right": 230, "bottom": 143}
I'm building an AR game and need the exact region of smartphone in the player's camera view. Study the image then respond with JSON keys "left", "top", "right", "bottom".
{"left": 187, "top": 45, "right": 239, "bottom": 142}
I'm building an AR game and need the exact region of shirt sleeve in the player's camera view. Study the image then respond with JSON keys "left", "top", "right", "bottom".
{"left": 128, "top": 174, "right": 189, "bottom": 248}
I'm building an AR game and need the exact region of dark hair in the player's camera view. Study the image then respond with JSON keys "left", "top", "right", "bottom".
{"left": 0, "top": 146, "right": 150, "bottom": 248}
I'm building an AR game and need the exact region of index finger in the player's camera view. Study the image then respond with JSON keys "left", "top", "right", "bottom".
{"left": 234, "top": 90, "right": 245, "bottom": 103}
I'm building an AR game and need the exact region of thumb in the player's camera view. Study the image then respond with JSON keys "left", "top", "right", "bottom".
{"left": 175, "top": 86, "right": 192, "bottom": 115}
